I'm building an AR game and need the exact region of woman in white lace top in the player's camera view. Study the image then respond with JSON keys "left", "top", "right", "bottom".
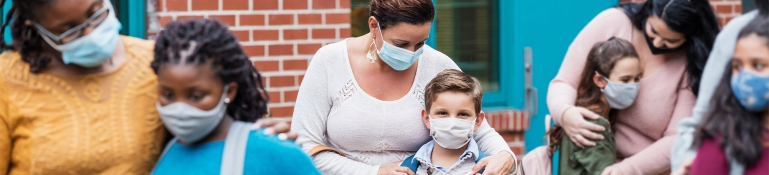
{"left": 290, "top": 0, "right": 517, "bottom": 175}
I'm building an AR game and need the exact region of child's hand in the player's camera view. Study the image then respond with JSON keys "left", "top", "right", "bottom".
{"left": 600, "top": 165, "right": 623, "bottom": 175}
{"left": 379, "top": 162, "right": 414, "bottom": 175}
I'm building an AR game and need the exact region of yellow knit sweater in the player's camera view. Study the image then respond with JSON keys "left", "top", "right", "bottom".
{"left": 0, "top": 36, "right": 167, "bottom": 174}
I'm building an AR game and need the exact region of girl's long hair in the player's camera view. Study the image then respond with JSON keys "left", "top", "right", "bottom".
{"left": 546, "top": 37, "right": 639, "bottom": 155}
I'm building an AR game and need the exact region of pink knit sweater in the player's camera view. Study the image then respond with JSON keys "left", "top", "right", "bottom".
{"left": 547, "top": 8, "right": 696, "bottom": 175}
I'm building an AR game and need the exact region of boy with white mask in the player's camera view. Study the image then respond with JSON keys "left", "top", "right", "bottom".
{"left": 398, "top": 69, "right": 488, "bottom": 175}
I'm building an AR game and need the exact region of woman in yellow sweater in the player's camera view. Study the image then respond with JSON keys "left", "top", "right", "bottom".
{"left": 0, "top": 0, "right": 292, "bottom": 174}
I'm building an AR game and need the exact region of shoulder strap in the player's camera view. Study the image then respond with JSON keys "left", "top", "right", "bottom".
{"left": 220, "top": 121, "right": 254, "bottom": 175}
{"left": 400, "top": 155, "right": 420, "bottom": 173}
{"left": 151, "top": 137, "right": 178, "bottom": 175}
{"left": 473, "top": 152, "right": 489, "bottom": 174}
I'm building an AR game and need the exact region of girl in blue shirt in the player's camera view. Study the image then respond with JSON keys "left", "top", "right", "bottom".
{"left": 150, "top": 19, "right": 320, "bottom": 175}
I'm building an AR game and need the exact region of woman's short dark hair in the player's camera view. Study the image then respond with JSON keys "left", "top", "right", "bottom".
{"left": 618, "top": 0, "right": 721, "bottom": 96}
{"left": 0, "top": 0, "right": 55, "bottom": 73}
{"left": 152, "top": 19, "right": 269, "bottom": 122}
{"left": 757, "top": 0, "right": 769, "bottom": 16}
{"left": 369, "top": 0, "right": 434, "bottom": 30}
{"left": 693, "top": 16, "right": 769, "bottom": 167}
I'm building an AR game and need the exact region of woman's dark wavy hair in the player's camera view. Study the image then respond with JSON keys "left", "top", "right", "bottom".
{"left": 546, "top": 37, "right": 639, "bottom": 155}
{"left": 152, "top": 19, "right": 269, "bottom": 122}
{"left": 618, "top": 0, "right": 720, "bottom": 96}
{"left": 369, "top": 0, "right": 434, "bottom": 30}
{"left": 693, "top": 16, "right": 769, "bottom": 167}
{"left": 0, "top": 0, "right": 55, "bottom": 73}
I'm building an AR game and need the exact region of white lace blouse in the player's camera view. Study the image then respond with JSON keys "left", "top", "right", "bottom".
{"left": 291, "top": 39, "right": 514, "bottom": 175}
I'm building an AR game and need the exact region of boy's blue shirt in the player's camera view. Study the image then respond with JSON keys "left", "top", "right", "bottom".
{"left": 401, "top": 139, "right": 486, "bottom": 173}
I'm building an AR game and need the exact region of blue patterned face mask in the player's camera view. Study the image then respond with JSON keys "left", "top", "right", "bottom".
{"left": 731, "top": 71, "right": 769, "bottom": 112}
{"left": 372, "top": 20, "right": 424, "bottom": 71}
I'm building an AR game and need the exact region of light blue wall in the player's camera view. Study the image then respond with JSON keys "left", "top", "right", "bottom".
{"left": 2, "top": 2, "right": 11, "bottom": 44}
{"left": 2, "top": 0, "right": 146, "bottom": 44}
{"left": 499, "top": 0, "right": 617, "bottom": 152}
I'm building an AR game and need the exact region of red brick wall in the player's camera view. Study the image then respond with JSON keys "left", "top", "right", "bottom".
{"left": 619, "top": 0, "right": 742, "bottom": 26}
{"left": 147, "top": 0, "right": 351, "bottom": 119}
{"left": 485, "top": 110, "right": 530, "bottom": 157}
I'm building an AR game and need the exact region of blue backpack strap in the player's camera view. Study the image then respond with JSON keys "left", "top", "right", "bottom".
{"left": 400, "top": 154, "right": 420, "bottom": 173}
{"left": 475, "top": 152, "right": 489, "bottom": 174}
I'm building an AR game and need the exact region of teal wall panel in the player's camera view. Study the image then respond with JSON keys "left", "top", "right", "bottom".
{"left": 500, "top": 0, "right": 617, "bottom": 152}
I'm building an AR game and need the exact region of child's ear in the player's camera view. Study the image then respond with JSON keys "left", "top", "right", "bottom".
{"left": 226, "top": 82, "right": 238, "bottom": 102}
{"left": 593, "top": 74, "right": 608, "bottom": 89}
{"left": 422, "top": 109, "right": 430, "bottom": 130}
{"left": 474, "top": 111, "right": 485, "bottom": 132}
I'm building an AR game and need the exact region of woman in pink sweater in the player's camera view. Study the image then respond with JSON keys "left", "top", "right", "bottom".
{"left": 547, "top": 0, "right": 720, "bottom": 174}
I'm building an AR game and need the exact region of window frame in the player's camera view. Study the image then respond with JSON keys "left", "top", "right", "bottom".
{"left": 426, "top": 0, "right": 510, "bottom": 108}
{"left": 112, "top": 0, "right": 146, "bottom": 38}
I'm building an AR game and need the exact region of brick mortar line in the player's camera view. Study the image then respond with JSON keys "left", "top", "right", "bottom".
{"left": 187, "top": 0, "right": 192, "bottom": 12}
{"left": 266, "top": 102, "right": 297, "bottom": 107}
{"left": 226, "top": 25, "right": 351, "bottom": 30}
{"left": 252, "top": 57, "right": 312, "bottom": 61}
{"left": 250, "top": 57, "right": 313, "bottom": 61}
{"left": 240, "top": 39, "right": 344, "bottom": 45}
{"left": 149, "top": 9, "right": 350, "bottom": 16}
{"left": 261, "top": 71, "right": 307, "bottom": 76}
{"left": 264, "top": 87, "right": 302, "bottom": 91}
{"left": 147, "top": 21, "right": 351, "bottom": 33}
{"left": 250, "top": 57, "right": 321, "bottom": 61}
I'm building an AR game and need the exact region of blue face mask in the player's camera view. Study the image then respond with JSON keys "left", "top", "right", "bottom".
{"left": 731, "top": 71, "right": 769, "bottom": 112}
{"left": 372, "top": 21, "right": 424, "bottom": 71}
{"left": 37, "top": 0, "right": 122, "bottom": 68}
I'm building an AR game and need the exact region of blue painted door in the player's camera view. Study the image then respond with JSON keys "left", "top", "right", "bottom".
{"left": 499, "top": 0, "right": 617, "bottom": 152}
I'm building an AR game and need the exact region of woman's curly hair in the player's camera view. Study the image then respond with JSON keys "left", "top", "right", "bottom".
{"left": 0, "top": 0, "right": 56, "bottom": 73}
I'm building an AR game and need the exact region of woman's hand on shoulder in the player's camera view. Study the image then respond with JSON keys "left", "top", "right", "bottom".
{"left": 380, "top": 161, "right": 415, "bottom": 175}
{"left": 254, "top": 118, "right": 298, "bottom": 141}
{"left": 470, "top": 151, "right": 516, "bottom": 175}
{"left": 562, "top": 107, "right": 606, "bottom": 148}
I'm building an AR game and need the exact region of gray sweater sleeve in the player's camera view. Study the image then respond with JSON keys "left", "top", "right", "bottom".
{"left": 670, "top": 10, "right": 758, "bottom": 173}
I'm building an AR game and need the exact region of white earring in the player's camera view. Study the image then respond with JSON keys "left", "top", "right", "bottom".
{"left": 224, "top": 98, "right": 231, "bottom": 104}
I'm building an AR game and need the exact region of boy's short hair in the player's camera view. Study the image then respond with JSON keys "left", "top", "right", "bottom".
{"left": 424, "top": 69, "right": 483, "bottom": 114}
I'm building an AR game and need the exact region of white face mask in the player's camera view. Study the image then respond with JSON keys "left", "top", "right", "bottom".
{"left": 429, "top": 116, "right": 475, "bottom": 149}
{"left": 156, "top": 85, "right": 230, "bottom": 143}
{"left": 597, "top": 72, "right": 640, "bottom": 109}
